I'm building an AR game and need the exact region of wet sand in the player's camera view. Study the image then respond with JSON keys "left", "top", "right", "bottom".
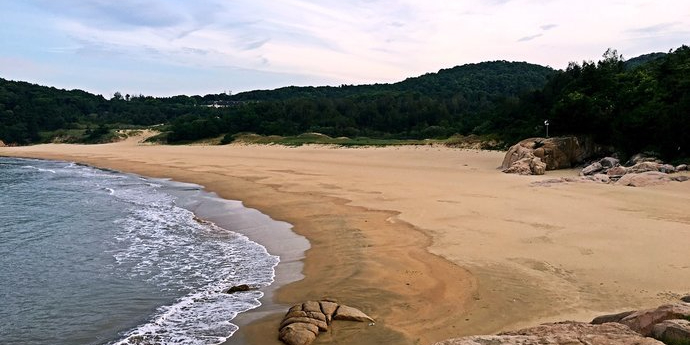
{"left": 2, "top": 134, "right": 690, "bottom": 345}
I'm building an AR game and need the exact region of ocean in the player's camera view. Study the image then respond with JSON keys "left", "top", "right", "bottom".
{"left": 0, "top": 157, "right": 292, "bottom": 345}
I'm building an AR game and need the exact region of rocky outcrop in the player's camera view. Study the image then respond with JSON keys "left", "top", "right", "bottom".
{"left": 226, "top": 284, "right": 254, "bottom": 293}
{"left": 278, "top": 301, "right": 374, "bottom": 345}
{"left": 502, "top": 157, "right": 546, "bottom": 175}
{"left": 434, "top": 322, "right": 662, "bottom": 345}
{"left": 502, "top": 137, "right": 596, "bottom": 175}
{"left": 616, "top": 171, "right": 683, "bottom": 187}
{"left": 617, "top": 303, "right": 690, "bottom": 336}
{"left": 652, "top": 319, "right": 690, "bottom": 344}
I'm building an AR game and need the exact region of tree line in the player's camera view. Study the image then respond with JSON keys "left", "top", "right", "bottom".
{"left": 1, "top": 46, "right": 689, "bottom": 161}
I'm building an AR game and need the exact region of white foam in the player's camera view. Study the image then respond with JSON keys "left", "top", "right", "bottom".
{"left": 107, "top": 183, "right": 278, "bottom": 345}
{"left": 22, "top": 165, "right": 56, "bottom": 174}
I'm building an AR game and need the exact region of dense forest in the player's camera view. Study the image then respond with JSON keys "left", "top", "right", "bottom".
{"left": 1, "top": 46, "right": 689, "bottom": 161}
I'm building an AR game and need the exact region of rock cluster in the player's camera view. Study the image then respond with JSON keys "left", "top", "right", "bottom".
{"left": 434, "top": 296, "right": 690, "bottom": 345}
{"left": 502, "top": 137, "right": 597, "bottom": 175}
{"left": 434, "top": 321, "right": 662, "bottom": 345}
{"left": 278, "top": 300, "right": 374, "bottom": 345}
{"left": 580, "top": 156, "right": 689, "bottom": 187}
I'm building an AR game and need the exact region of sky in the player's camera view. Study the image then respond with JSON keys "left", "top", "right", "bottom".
{"left": 0, "top": 0, "right": 688, "bottom": 97}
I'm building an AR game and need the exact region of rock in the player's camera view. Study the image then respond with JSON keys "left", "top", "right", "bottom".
{"left": 530, "top": 158, "right": 546, "bottom": 175}
{"left": 502, "top": 137, "right": 596, "bottom": 172}
{"left": 681, "top": 295, "right": 690, "bottom": 303}
{"left": 599, "top": 157, "right": 620, "bottom": 169}
{"left": 284, "top": 311, "right": 327, "bottom": 323}
{"left": 582, "top": 162, "right": 604, "bottom": 176}
{"left": 675, "top": 175, "right": 690, "bottom": 182}
{"left": 0, "top": 140, "right": 5, "bottom": 147}
{"left": 659, "top": 164, "right": 676, "bottom": 173}
{"left": 433, "top": 321, "right": 663, "bottom": 345}
{"left": 279, "top": 323, "right": 318, "bottom": 345}
{"left": 280, "top": 316, "right": 328, "bottom": 332}
{"left": 607, "top": 166, "right": 628, "bottom": 177}
{"left": 652, "top": 319, "right": 690, "bottom": 344}
{"left": 587, "top": 173, "right": 610, "bottom": 184}
{"left": 626, "top": 153, "right": 662, "bottom": 166}
{"left": 281, "top": 322, "right": 319, "bottom": 337}
{"left": 676, "top": 164, "right": 688, "bottom": 171}
{"left": 503, "top": 157, "right": 536, "bottom": 175}
{"left": 619, "top": 303, "right": 690, "bottom": 336}
{"left": 616, "top": 172, "right": 674, "bottom": 187}
{"left": 502, "top": 157, "right": 546, "bottom": 175}
{"left": 591, "top": 310, "right": 636, "bottom": 324}
{"left": 279, "top": 301, "right": 375, "bottom": 345}
{"left": 628, "top": 161, "right": 662, "bottom": 173}
{"left": 226, "top": 284, "right": 252, "bottom": 293}
{"left": 333, "top": 305, "right": 375, "bottom": 323}
{"left": 302, "top": 301, "right": 321, "bottom": 313}
{"left": 319, "top": 301, "right": 339, "bottom": 324}
{"left": 288, "top": 304, "right": 303, "bottom": 313}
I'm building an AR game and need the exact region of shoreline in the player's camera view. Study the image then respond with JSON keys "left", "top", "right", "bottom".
{"left": 3, "top": 139, "right": 690, "bottom": 345}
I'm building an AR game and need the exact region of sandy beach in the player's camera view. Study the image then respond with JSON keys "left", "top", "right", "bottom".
{"left": 2, "top": 134, "right": 690, "bottom": 345}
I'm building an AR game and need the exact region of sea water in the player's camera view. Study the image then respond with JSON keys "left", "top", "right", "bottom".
{"left": 0, "top": 157, "right": 281, "bottom": 345}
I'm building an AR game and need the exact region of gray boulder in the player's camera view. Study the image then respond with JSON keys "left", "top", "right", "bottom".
{"left": 676, "top": 164, "right": 688, "bottom": 171}
{"left": 599, "top": 157, "right": 620, "bottom": 168}
{"left": 652, "top": 319, "right": 690, "bottom": 344}
{"left": 659, "top": 164, "right": 676, "bottom": 173}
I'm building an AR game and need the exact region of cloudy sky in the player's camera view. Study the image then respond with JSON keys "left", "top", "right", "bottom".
{"left": 1, "top": 0, "right": 688, "bottom": 96}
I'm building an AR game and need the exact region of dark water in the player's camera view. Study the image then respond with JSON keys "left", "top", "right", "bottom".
{"left": 0, "top": 157, "right": 281, "bottom": 345}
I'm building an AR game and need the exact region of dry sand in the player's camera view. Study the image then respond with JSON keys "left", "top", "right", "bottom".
{"left": 2, "top": 133, "right": 690, "bottom": 345}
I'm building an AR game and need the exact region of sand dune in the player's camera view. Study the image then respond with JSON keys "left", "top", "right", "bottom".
{"left": 2, "top": 137, "right": 689, "bottom": 345}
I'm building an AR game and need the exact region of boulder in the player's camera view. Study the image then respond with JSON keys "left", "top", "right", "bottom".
{"left": 433, "top": 321, "right": 662, "bottom": 345}
{"left": 280, "top": 316, "right": 328, "bottom": 332}
{"left": 681, "top": 295, "right": 690, "bottom": 303}
{"left": 279, "top": 323, "right": 318, "bottom": 345}
{"left": 607, "top": 166, "right": 628, "bottom": 177}
{"left": 284, "top": 311, "right": 327, "bottom": 323}
{"left": 502, "top": 137, "right": 596, "bottom": 172}
{"left": 626, "top": 153, "right": 662, "bottom": 166}
{"left": 0, "top": 140, "right": 5, "bottom": 147}
{"left": 333, "top": 305, "right": 375, "bottom": 323}
{"left": 226, "top": 284, "right": 253, "bottom": 293}
{"left": 599, "top": 157, "right": 620, "bottom": 169}
{"left": 302, "top": 301, "right": 321, "bottom": 313}
{"left": 502, "top": 157, "right": 546, "bottom": 175}
{"left": 591, "top": 310, "right": 636, "bottom": 324}
{"left": 616, "top": 172, "right": 674, "bottom": 187}
{"left": 319, "top": 301, "right": 339, "bottom": 324}
{"left": 619, "top": 303, "right": 690, "bottom": 336}
{"left": 659, "top": 164, "right": 676, "bottom": 173}
{"left": 279, "top": 301, "right": 374, "bottom": 345}
{"left": 582, "top": 162, "right": 604, "bottom": 176}
{"left": 628, "top": 162, "right": 662, "bottom": 173}
{"left": 652, "top": 319, "right": 690, "bottom": 344}
{"left": 676, "top": 164, "right": 688, "bottom": 172}
{"left": 587, "top": 174, "right": 610, "bottom": 184}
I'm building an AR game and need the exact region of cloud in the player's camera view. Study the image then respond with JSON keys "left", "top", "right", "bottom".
{"left": 540, "top": 24, "right": 558, "bottom": 31}
{"left": 518, "top": 33, "right": 543, "bottom": 42}
{"left": 626, "top": 22, "right": 680, "bottom": 35}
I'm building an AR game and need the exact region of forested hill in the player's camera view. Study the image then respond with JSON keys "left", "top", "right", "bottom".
{"left": 227, "top": 61, "right": 554, "bottom": 101}
{"left": 2, "top": 47, "right": 689, "bottom": 161}
{"left": 0, "top": 60, "right": 554, "bottom": 145}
